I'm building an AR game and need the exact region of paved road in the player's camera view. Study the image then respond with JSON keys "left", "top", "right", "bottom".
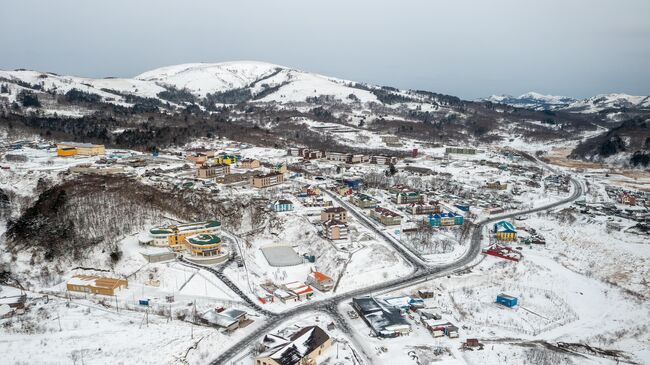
{"left": 206, "top": 176, "right": 583, "bottom": 364}
{"left": 324, "top": 189, "right": 428, "bottom": 270}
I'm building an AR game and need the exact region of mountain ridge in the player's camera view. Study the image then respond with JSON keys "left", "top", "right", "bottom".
{"left": 481, "top": 91, "right": 650, "bottom": 113}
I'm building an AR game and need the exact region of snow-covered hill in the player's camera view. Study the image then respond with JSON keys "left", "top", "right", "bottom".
{"left": 565, "top": 93, "right": 650, "bottom": 113}
{"left": 0, "top": 61, "right": 382, "bottom": 107}
{"left": 483, "top": 91, "right": 650, "bottom": 113}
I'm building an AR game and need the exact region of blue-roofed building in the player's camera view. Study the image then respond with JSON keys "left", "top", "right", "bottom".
{"left": 494, "top": 220, "right": 517, "bottom": 241}
{"left": 496, "top": 293, "right": 518, "bottom": 308}
{"left": 454, "top": 204, "right": 470, "bottom": 212}
{"left": 428, "top": 212, "right": 464, "bottom": 227}
{"left": 343, "top": 178, "right": 362, "bottom": 190}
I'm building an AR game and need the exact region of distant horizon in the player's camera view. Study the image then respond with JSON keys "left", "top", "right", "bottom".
{"left": 2, "top": 1, "right": 649, "bottom": 99}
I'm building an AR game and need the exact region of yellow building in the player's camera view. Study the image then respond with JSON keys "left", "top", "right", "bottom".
{"left": 214, "top": 154, "right": 239, "bottom": 165}
{"left": 66, "top": 275, "right": 128, "bottom": 296}
{"left": 494, "top": 221, "right": 517, "bottom": 241}
{"left": 57, "top": 147, "right": 78, "bottom": 157}
{"left": 148, "top": 220, "right": 225, "bottom": 258}
{"left": 57, "top": 142, "right": 105, "bottom": 156}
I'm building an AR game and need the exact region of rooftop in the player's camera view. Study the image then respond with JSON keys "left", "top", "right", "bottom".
{"left": 186, "top": 234, "right": 221, "bottom": 246}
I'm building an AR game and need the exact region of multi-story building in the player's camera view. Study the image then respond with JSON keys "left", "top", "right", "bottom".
{"left": 394, "top": 191, "right": 425, "bottom": 204}
{"left": 409, "top": 202, "right": 441, "bottom": 215}
{"left": 287, "top": 147, "right": 301, "bottom": 156}
{"left": 326, "top": 152, "right": 351, "bottom": 162}
{"left": 445, "top": 147, "right": 476, "bottom": 155}
{"left": 381, "top": 135, "right": 400, "bottom": 144}
{"left": 251, "top": 172, "right": 285, "bottom": 188}
{"left": 239, "top": 158, "right": 260, "bottom": 169}
{"left": 323, "top": 219, "right": 348, "bottom": 240}
{"left": 369, "top": 207, "right": 402, "bottom": 226}
{"left": 306, "top": 271, "right": 334, "bottom": 292}
{"left": 196, "top": 163, "right": 230, "bottom": 178}
{"left": 428, "top": 212, "right": 464, "bottom": 227}
{"left": 350, "top": 193, "right": 378, "bottom": 209}
{"left": 303, "top": 149, "right": 323, "bottom": 160}
{"left": 371, "top": 155, "right": 398, "bottom": 165}
{"left": 184, "top": 234, "right": 223, "bottom": 257}
{"left": 148, "top": 220, "right": 222, "bottom": 252}
{"left": 349, "top": 154, "right": 369, "bottom": 164}
{"left": 321, "top": 207, "right": 347, "bottom": 223}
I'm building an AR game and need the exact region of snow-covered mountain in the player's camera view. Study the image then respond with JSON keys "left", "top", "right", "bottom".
{"left": 484, "top": 92, "right": 576, "bottom": 111}
{"left": 483, "top": 91, "right": 650, "bottom": 113}
{"left": 135, "top": 61, "right": 379, "bottom": 103}
{"left": 0, "top": 61, "right": 384, "bottom": 107}
{"left": 565, "top": 93, "right": 650, "bottom": 113}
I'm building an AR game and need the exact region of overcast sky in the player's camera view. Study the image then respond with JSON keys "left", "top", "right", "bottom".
{"left": 2, "top": 0, "right": 649, "bottom": 99}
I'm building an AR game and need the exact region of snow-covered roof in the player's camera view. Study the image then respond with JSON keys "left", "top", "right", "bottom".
{"left": 258, "top": 326, "right": 330, "bottom": 365}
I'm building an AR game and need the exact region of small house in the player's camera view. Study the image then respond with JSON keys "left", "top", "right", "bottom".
{"left": 273, "top": 289, "right": 297, "bottom": 303}
{"left": 283, "top": 281, "right": 314, "bottom": 301}
{"left": 620, "top": 192, "right": 636, "bottom": 206}
{"left": 417, "top": 289, "right": 434, "bottom": 299}
{"left": 494, "top": 221, "right": 517, "bottom": 241}
{"left": 270, "top": 199, "right": 293, "bottom": 212}
{"left": 306, "top": 271, "right": 334, "bottom": 292}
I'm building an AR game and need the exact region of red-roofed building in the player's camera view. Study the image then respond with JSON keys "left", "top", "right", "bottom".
{"left": 306, "top": 271, "right": 335, "bottom": 292}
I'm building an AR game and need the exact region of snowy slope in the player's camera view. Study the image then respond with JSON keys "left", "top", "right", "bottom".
{"left": 566, "top": 93, "right": 650, "bottom": 113}
{"left": 136, "top": 60, "right": 378, "bottom": 103}
{"left": 0, "top": 70, "right": 166, "bottom": 101}
{"left": 1, "top": 61, "right": 380, "bottom": 106}
{"left": 135, "top": 61, "right": 284, "bottom": 96}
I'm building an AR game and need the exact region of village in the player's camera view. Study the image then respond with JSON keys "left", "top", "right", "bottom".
{"left": 1, "top": 134, "right": 649, "bottom": 365}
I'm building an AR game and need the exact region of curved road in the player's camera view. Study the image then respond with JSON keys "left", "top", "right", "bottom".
{"left": 207, "top": 176, "right": 583, "bottom": 364}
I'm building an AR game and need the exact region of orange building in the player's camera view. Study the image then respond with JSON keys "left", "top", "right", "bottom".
{"left": 57, "top": 147, "right": 78, "bottom": 157}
